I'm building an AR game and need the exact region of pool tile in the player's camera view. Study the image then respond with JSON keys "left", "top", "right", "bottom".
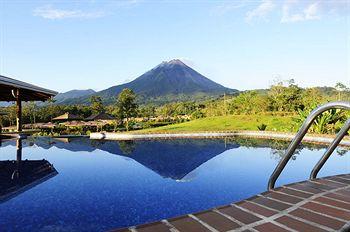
{"left": 327, "top": 176, "right": 350, "bottom": 184}
{"left": 339, "top": 174, "right": 350, "bottom": 180}
{"left": 279, "top": 187, "right": 312, "bottom": 198}
{"left": 217, "top": 205, "right": 262, "bottom": 224}
{"left": 168, "top": 215, "right": 210, "bottom": 232}
{"left": 301, "top": 202, "right": 350, "bottom": 221}
{"left": 289, "top": 183, "right": 324, "bottom": 194}
{"left": 111, "top": 228, "right": 130, "bottom": 232}
{"left": 335, "top": 188, "right": 350, "bottom": 197}
{"left": 249, "top": 196, "right": 291, "bottom": 211}
{"left": 325, "top": 192, "right": 350, "bottom": 202}
{"left": 289, "top": 208, "right": 345, "bottom": 230}
{"left": 316, "top": 178, "right": 347, "bottom": 187}
{"left": 276, "top": 215, "right": 328, "bottom": 232}
{"left": 237, "top": 201, "right": 277, "bottom": 217}
{"left": 254, "top": 222, "right": 290, "bottom": 232}
{"left": 194, "top": 210, "right": 240, "bottom": 231}
{"left": 118, "top": 174, "right": 350, "bottom": 232}
{"left": 307, "top": 181, "right": 337, "bottom": 190}
{"left": 262, "top": 191, "right": 302, "bottom": 204}
{"left": 136, "top": 221, "right": 171, "bottom": 232}
{"left": 313, "top": 196, "right": 350, "bottom": 210}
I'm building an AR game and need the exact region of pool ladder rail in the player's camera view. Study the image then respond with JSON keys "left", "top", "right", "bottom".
{"left": 268, "top": 101, "right": 350, "bottom": 190}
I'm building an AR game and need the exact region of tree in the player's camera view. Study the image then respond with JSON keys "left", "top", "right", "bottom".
{"left": 335, "top": 82, "right": 348, "bottom": 100}
{"left": 47, "top": 98, "right": 56, "bottom": 122}
{"left": 7, "top": 105, "right": 16, "bottom": 126}
{"left": 229, "top": 91, "right": 268, "bottom": 114}
{"left": 268, "top": 79, "right": 302, "bottom": 112}
{"left": 90, "top": 96, "right": 105, "bottom": 114}
{"left": 139, "top": 105, "right": 156, "bottom": 118}
{"left": 116, "top": 89, "right": 138, "bottom": 131}
{"left": 118, "top": 141, "right": 136, "bottom": 155}
{"left": 28, "top": 102, "right": 37, "bottom": 125}
{"left": 300, "top": 88, "right": 322, "bottom": 110}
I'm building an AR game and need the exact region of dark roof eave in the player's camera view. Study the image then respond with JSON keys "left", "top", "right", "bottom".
{"left": 0, "top": 75, "right": 58, "bottom": 96}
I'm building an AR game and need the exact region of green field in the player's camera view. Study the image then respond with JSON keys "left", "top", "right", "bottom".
{"left": 135, "top": 114, "right": 295, "bottom": 133}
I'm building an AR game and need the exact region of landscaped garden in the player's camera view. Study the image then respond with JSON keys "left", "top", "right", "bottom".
{"left": 1, "top": 80, "right": 349, "bottom": 136}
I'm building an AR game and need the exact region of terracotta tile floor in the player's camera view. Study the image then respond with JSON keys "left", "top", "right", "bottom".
{"left": 113, "top": 174, "right": 350, "bottom": 232}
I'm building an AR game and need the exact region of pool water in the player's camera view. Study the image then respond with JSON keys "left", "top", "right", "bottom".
{"left": 0, "top": 137, "right": 349, "bottom": 231}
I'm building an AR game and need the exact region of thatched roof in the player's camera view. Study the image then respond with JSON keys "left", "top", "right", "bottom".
{"left": 52, "top": 112, "right": 82, "bottom": 121}
{"left": 62, "top": 121, "right": 109, "bottom": 127}
{"left": 85, "top": 112, "right": 115, "bottom": 121}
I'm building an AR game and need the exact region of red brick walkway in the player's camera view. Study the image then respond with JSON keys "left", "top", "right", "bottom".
{"left": 114, "top": 174, "right": 350, "bottom": 232}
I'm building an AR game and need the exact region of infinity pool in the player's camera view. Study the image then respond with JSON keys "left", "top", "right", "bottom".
{"left": 0, "top": 137, "right": 349, "bottom": 231}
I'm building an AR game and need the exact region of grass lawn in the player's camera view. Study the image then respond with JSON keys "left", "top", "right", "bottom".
{"left": 134, "top": 114, "right": 296, "bottom": 133}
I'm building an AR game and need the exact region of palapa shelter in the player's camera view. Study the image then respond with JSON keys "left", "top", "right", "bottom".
{"left": 0, "top": 75, "right": 57, "bottom": 132}
{"left": 52, "top": 112, "right": 82, "bottom": 122}
{"left": 85, "top": 112, "right": 115, "bottom": 121}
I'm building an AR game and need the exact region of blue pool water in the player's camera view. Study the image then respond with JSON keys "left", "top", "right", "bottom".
{"left": 0, "top": 137, "right": 349, "bottom": 231}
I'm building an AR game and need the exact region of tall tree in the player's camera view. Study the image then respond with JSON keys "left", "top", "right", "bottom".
{"left": 116, "top": 88, "right": 138, "bottom": 131}
{"left": 268, "top": 79, "right": 302, "bottom": 112}
{"left": 28, "top": 102, "right": 37, "bottom": 125}
{"left": 139, "top": 105, "right": 156, "bottom": 118}
{"left": 47, "top": 98, "right": 56, "bottom": 122}
{"left": 90, "top": 96, "right": 105, "bottom": 114}
{"left": 335, "top": 82, "right": 348, "bottom": 100}
{"left": 229, "top": 91, "right": 268, "bottom": 114}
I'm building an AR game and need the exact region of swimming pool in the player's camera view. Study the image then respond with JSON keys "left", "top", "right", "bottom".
{"left": 0, "top": 137, "right": 349, "bottom": 231}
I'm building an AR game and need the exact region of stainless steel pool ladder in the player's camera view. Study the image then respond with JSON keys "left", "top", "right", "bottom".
{"left": 268, "top": 101, "right": 350, "bottom": 190}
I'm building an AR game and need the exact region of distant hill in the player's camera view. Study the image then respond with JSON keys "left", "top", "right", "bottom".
{"left": 54, "top": 89, "right": 96, "bottom": 104}
{"left": 59, "top": 59, "right": 237, "bottom": 105}
{"left": 242, "top": 86, "right": 341, "bottom": 96}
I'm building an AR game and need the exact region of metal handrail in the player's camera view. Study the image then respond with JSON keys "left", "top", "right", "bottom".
{"left": 268, "top": 101, "right": 350, "bottom": 190}
{"left": 310, "top": 118, "right": 350, "bottom": 179}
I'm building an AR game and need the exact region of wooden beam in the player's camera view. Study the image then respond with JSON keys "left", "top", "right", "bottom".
{"left": 16, "top": 89, "right": 22, "bottom": 132}
{"left": 0, "top": 83, "right": 56, "bottom": 101}
{"left": 16, "top": 139, "right": 22, "bottom": 162}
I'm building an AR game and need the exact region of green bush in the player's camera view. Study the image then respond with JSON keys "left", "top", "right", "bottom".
{"left": 294, "top": 106, "right": 346, "bottom": 134}
{"left": 257, "top": 123, "right": 267, "bottom": 131}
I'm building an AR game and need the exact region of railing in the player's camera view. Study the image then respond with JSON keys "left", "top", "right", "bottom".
{"left": 268, "top": 101, "right": 350, "bottom": 190}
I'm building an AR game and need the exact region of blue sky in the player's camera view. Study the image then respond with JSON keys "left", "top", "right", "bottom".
{"left": 1, "top": 0, "right": 349, "bottom": 92}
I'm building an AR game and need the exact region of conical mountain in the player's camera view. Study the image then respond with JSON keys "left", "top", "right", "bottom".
{"left": 61, "top": 59, "right": 236, "bottom": 104}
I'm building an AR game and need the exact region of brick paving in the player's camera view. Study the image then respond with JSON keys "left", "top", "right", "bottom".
{"left": 113, "top": 174, "right": 350, "bottom": 232}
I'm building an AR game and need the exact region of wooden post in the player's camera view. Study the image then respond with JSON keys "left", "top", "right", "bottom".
{"left": 16, "top": 89, "right": 22, "bottom": 132}
{"left": 15, "top": 139, "right": 22, "bottom": 179}
{"left": 16, "top": 139, "right": 22, "bottom": 162}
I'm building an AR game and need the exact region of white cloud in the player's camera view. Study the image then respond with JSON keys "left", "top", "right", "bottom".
{"left": 33, "top": 1, "right": 142, "bottom": 20}
{"left": 212, "top": 1, "right": 247, "bottom": 15}
{"left": 33, "top": 5, "right": 105, "bottom": 20}
{"left": 325, "top": 0, "right": 349, "bottom": 14}
{"left": 212, "top": 0, "right": 348, "bottom": 24}
{"left": 245, "top": 0, "right": 275, "bottom": 22}
{"left": 281, "top": 1, "right": 321, "bottom": 23}
{"left": 304, "top": 3, "right": 320, "bottom": 20}
{"left": 117, "top": 0, "right": 142, "bottom": 8}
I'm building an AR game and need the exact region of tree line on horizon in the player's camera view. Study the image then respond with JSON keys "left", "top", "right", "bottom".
{"left": 0, "top": 80, "right": 349, "bottom": 134}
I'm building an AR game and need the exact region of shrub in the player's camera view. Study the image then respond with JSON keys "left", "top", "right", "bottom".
{"left": 257, "top": 123, "right": 267, "bottom": 131}
{"left": 294, "top": 107, "right": 346, "bottom": 134}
